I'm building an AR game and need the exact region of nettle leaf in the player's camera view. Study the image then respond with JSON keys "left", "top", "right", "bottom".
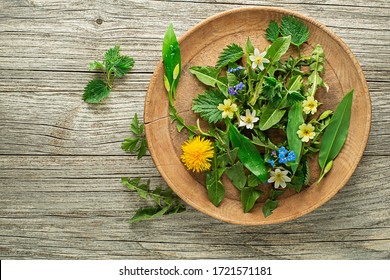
{"left": 302, "top": 158, "right": 310, "bottom": 186}
{"left": 319, "top": 90, "right": 353, "bottom": 171}
{"left": 129, "top": 206, "right": 170, "bottom": 223}
{"left": 88, "top": 61, "right": 104, "bottom": 71}
{"left": 280, "top": 15, "right": 309, "bottom": 47}
{"left": 225, "top": 161, "right": 247, "bottom": 191}
{"left": 241, "top": 187, "right": 262, "bottom": 213}
{"left": 112, "top": 55, "right": 135, "bottom": 78}
{"left": 216, "top": 43, "right": 244, "bottom": 69}
{"left": 83, "top": 79, "right": 111, "bottom": 103}
{"left": 192, "top": 89, "right": 225, "bottom": 124}
{"left": 266, "top": 20, "right": 280, "bottom": 42}
{"left": 130, "top": 113, "right": 144, "bottom": 135}
{"left": 259, "top": 105, "right": 286, "bottom": 131}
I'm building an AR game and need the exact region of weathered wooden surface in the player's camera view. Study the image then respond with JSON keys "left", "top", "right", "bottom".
{"left": 0, "top": 0, "right": 389, "bottom": 259}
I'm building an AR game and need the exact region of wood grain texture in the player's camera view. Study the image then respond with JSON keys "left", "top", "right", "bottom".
{"left": 0, "top": 0, "right": 389, "bottom": 258}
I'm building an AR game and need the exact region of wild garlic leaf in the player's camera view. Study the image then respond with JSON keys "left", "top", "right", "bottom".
{"left": 189, "top": 66, "right": 223, "bottom": 88}
{"left": 162, "top": 23, "right": 181, "bottom": 98}
{"left": 192, "top": 89, "right": 225, "bottom": 124}
{"left": 280, "top": 15, "right": 309, "bottom": 47}
{"left": 245, "top": 37, "right": 255, "bottom": 67}
{"left": 241, "top": 187, "right": 262, "bottom": 213}
{"left": 216, "top": 43, "right": 244, "bottom": 69}
{"left": 247, "top": 174, "right": 262, "bottom": 187}
{"left": 265, "top": 36, "right": 291, "bottom": 64}
{"left": 259, "top": 105, "right": 286, "bottom": 131}
{"left": 206, "top": 152, "right": 225, "bottom": 207}
{"left": 266, "top": 20, "right": 280, "bottom": 42}
{"left": 287, "top": 102, "right": 304, "bottom": 173}
{"left": 83, "top": 79, "right": 111, "bottom": 103}
{"left": 318, "top": 90, "right": 353, "bottom": 171}
{"left": 229, "top": 124, "right": 268, "bottom": 182}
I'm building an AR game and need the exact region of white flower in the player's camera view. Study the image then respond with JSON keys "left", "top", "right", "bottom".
{"left": 217, "top": 99, "right": 238, "bottom": 119}
{"left": 302, "top": 96, "right": 319, "bottom": 115}
{"left": 249, "top": 48, "right": 270, "bottom": 70}
{"left": 239, "top": 109, "right": 259, "bottom": 129}
{"left": 268, "top": 168, "right": 291, "bottom": 189}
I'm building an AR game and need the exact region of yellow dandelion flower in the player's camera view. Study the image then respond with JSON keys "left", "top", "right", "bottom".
{"left": 302, "top": 96, "right": 319, "bottom": 115}
{"left": 297, "top": 123, "right": 316, "bottom": 142}
{"left": 181, "top": 136, "right": 214, "bottom": 173}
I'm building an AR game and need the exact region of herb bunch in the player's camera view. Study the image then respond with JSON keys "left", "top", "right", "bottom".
{"left": 84, "top": 46, "right": 134, "bottom": 103}
{"left": 163, "top": 16, "right": 353, "bottom": 217}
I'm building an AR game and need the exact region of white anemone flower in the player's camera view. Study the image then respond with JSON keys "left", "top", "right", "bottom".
{"left": 239, "top": 109, "right": 259, "bottom": 129}
{"left": 249, "top": 48, "right": 270, "bottom": 70}
{"left": 268, "top": 168, "right": 291, "bottom": 189}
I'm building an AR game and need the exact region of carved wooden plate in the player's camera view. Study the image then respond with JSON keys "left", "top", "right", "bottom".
{"left": 144, "top": 7, "right": 371, "bottom": 225}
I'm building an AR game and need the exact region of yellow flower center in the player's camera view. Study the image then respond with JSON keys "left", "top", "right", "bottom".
{"left": 302, "top": 128, "right": 311, "bottom": 136}
{"left": 255, "top": 56, "right": 263, "bottom": 64}
{"left": 181, "top": 136, "right": 214, "bottom": 173}
{"left": 245, "top": 116, "right": 253, "bottom": 123}
{"left": 307, "top": 101, "right": 315, "bottom": 109}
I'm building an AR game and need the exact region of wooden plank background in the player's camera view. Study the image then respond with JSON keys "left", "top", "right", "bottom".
{"left": 0, "top": 0, "right": 389, "bottom": 259}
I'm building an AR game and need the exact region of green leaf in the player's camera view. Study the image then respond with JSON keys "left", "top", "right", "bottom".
{"left": 129, "top": 206, "right": 170, "bottom": 223}
{"left": 280, "top": 15, "right": 309, "bottom": 47}
{"left": 137, "top": 139, "right": 147, "bottom": 159}
{"left": 302, "top": 158, "right": 310, "bottom": 186}
{"left": 104, "top": 45, "right": 120, "bottom": 63}
{"left": 216, "top": 43, "right": 244, "bottom": 69}
{"left": 266, "top": 20, "right": 280, "bottom": 42}
{"left": 88, "top": 61, "right": 104, "bottom": 71}
{"left": 189, "top": 66, "right": 227, "bottom": 89}
{"left": 288, "top": 75, "right": 303, "bottom": 92}
{"left": 259, "top": 105, "right": 286, "bottom": 131}
{"left": 130, "top": 113, "right": 143, "bottom": 135}
{"left": 205, "top": 152, "right": 225, "bottom": 207}
{"left": 162, "top": 23, "right": 181, "bottom": 97}
{"left": 265, "top": 36, "right": 291, "bottom": 64}
{"left": 192, "top": 89, "right": 225, "bottom": 124}
{"left": 245, "top": 37, "right": 255, "bottom": 66}
{"left": 262, "top": 199, "right": 279, "bottom": 217}
{"left": 287, "top": 102, "right": 304, "bottom": 173}
{"left": 319, "top": 90, "right": 353, "bottom": 171}
{"left": 307, "top": 44, "right": 328, "bottom": 95}
{"left": 287, "top": 91, "right": 305, "bottom": 104}
{"left": 111, "top": 55, "right": 135, "bottom": 78}
{"left": 225, "top": 161, "right": 247, "bottom": 191}
{"left": 83, "top": 79, "right": 111, "bottom": 103}
{"left": 121, "top": 137, "right": 139, "bottom": 152}
{"left": 248, "top": 174, "right": 262, "bottom": 187}
{"left": 241, "top": 187, "right": 262, "bottom": 213}
{"left": 229, "top": 124, "right": 268, "bottom": 182}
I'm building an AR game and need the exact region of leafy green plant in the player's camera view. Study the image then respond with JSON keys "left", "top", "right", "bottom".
{"left": 84, "top": 46, "right": 134, "bottom": 103}
{"left": 121, "top": 113, "right": 147, "bottom": 159}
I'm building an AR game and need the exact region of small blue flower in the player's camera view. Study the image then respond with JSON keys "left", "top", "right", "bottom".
{"left": 267, "top": 159, "right": 275, "bottom": 167}
{"left": 271, "top": 150, "right": 277, "bottom": 157}
{"left": 228, "top": 86, "right": 238, "bottom": 95}
{"left": 235, "top": 82, "right": 245, "bottom": 91}
{"left": 287, "top": 151, "right": 296, "bottom": 162}
{"left": 278, "top": 146, "right": 288, "bottom": 157}
{"left": 278, "top": 157, "right": 287, "bottom": 165}
{"left": 227, "top": 68, "right": 234, "bottom": 73}
{"left": 236, "top": 66, "right": 244, "bottom": 71}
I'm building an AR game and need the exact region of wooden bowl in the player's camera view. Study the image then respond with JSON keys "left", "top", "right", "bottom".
{"left": 144, "top": 7, "right": 371, "bottom": 225}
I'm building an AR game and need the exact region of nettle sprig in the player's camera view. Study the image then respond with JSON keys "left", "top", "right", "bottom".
{"left": 83, "top": 46, "right": 134, "bottom": 103}
{"left": 121, "top": 114, "right": 186, "bottom": 223}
